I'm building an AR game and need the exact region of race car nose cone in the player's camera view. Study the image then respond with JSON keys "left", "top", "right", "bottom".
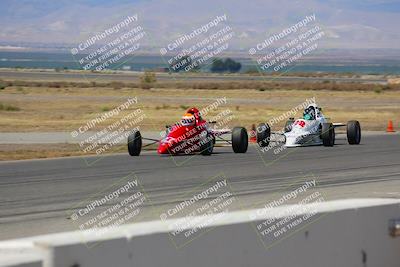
{"left": 157, "top": 143, "right": 169, "bottom": 154}
{"left": 285, "top": 135, "right": 298, "bottom": 147}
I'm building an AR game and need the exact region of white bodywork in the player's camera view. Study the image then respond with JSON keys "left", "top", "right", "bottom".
{"left": 284, "top": 119, "right": 323, "bottom": 147}
{"left": 282, "top": 104, "right": 334, "bottom": 147}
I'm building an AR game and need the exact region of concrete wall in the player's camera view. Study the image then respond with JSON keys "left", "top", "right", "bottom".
{"left": 1, "top": 198, "right": 399, "bottom": 267}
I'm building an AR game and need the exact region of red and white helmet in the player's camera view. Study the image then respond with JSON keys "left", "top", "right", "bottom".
{"left": 181, "top": 113, "right": 195, "bottom": 126}
{"left": 186, "top": 107, "right": 201, "bottom": 120}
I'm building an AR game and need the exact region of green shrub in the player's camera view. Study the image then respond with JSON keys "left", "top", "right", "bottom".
{"left": 109, "top": 81, "right": 124, "bottom": 89}
{"left": 0, "top": 80, "right": 6, "bottom": 90}
{"left": 0, "top": 103, "right": 21, "bottom": 111}
{"left": 140, "top": 71, "right": 157, "bottom": 89}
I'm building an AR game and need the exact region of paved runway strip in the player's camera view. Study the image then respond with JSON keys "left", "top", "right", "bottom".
{"left": 0, "top": 133, "right": 398, "bottom": 240}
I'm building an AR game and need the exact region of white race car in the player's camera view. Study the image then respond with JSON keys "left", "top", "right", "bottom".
{"left": 256, "top": 103, "right": 361, "bottom": 147}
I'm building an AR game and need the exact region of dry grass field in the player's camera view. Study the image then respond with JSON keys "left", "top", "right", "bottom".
{"left": 0, "top": 79, "right": 399, "bottom": 131}
{"left": 0, "top": 76, "right": 399, "bottom": 160}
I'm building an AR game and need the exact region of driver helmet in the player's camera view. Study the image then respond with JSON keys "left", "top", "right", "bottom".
{"left": 186, "top": 107, "right": 201, "bottom": 120}
{"left": 181, "top": 113, "right": 195, "bottom": 126}
{"left": 303, "top": 105, "right": 316, "bottom": 120}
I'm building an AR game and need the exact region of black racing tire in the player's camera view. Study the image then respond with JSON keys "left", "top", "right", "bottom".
{"left": 232, "top": 127, "right": 248, "bottom": 153}
{"left": 200, "top": 134, "right": 214, "bottom": 156}
{"left": 347, "top": 120, "right": 361, "bottom": 145}
{"left": 321, "top": 123, "right": 335, "bottom": 147}
{"left": 284, "top": 119, "right": 295, "bottom": 133}
{"left": 127, "top": 130, "right": 142, "bottom": 156}
{"left": 256, "top": 123, "right": 271, "bottom": 147}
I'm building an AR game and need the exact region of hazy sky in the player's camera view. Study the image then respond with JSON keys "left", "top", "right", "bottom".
{"left": 1, "top": 0, "right": 399, "bottom": 49}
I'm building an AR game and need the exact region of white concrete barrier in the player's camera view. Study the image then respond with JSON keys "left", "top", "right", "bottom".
{"left": 0, "top": 242, "right": 42, "bottom": 267}
{"left": 1, "top": 198, "right": 399, "bottom": 267}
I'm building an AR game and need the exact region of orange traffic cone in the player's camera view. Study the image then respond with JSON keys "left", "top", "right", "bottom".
{"left": 250, "top": 124, "right": 257, "bottom": 142}
{"left": 387, "top": 120, "right": 395, "bottom": 132}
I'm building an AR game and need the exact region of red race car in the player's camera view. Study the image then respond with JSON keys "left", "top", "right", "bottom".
{"left": 127, "top": 107, "right": 248, "bottom": 156}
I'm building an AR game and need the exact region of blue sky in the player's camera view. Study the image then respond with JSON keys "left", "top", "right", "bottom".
{"left": 0, "top": 0, "right": 399, "bottom": 49}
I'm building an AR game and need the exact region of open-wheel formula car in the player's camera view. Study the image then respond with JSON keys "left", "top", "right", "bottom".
{"left": 256, "top": 103, "right": 361, "bottom": 148}
{"left": 127, "top": 107, "right": 248, "bottom": 156}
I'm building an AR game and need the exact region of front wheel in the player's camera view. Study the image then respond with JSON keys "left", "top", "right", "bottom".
{"left": 200, "top": 134, "right": 214, "bottom": 156}
{"left": 347, "top": 120, "right": 361, "bottom": 145}
{"left": 256, "top": 123, "right": 271, "bottom": 147}
{"left": 321, "top": 123, "right": 335, "bottom": 147}
{"left": 232, "top": 127, "right": 248, "bottom": 153}
{"left": 127, "top": 130, "right": 142, "bottom": 156}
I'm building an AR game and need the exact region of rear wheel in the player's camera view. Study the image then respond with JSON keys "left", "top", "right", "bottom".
{"left": 200, "top": 134, "right": 214, "bottom": 156}
{"left": 321, "top": 123, "right": 335, "bottom": 147}
{"left": 232, "top": 127, "right": 248, "bottom": 153}
{"left": 127, "top": 130, "right": 142, "bottom": 156}
{"left": 256, "top": 123, "right": 271, "bottom": 147}
{"left": 347, "top": 120, "right": 361, "bottom": 145}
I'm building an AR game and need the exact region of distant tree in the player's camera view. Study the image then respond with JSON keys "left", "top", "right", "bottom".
{"left": 210, "top": 58, "right": 241, "bottom": 73}
{"left": 210, "top": 58, "right": 226, "bottom": 73}
{"left": 225, "top": 58, "right": 242, "bottom": 73}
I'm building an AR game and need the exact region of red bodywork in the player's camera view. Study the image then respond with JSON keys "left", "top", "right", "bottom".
{"left": 157, "top": 119, "right": 209, "bottom": 155}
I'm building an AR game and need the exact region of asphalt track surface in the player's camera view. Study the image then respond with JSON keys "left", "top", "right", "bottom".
{"left": 0, "top": 133, "right": 399, "bottom": 240}
{"left": 0, "top": 69, "right": 387, "bottom": 84}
